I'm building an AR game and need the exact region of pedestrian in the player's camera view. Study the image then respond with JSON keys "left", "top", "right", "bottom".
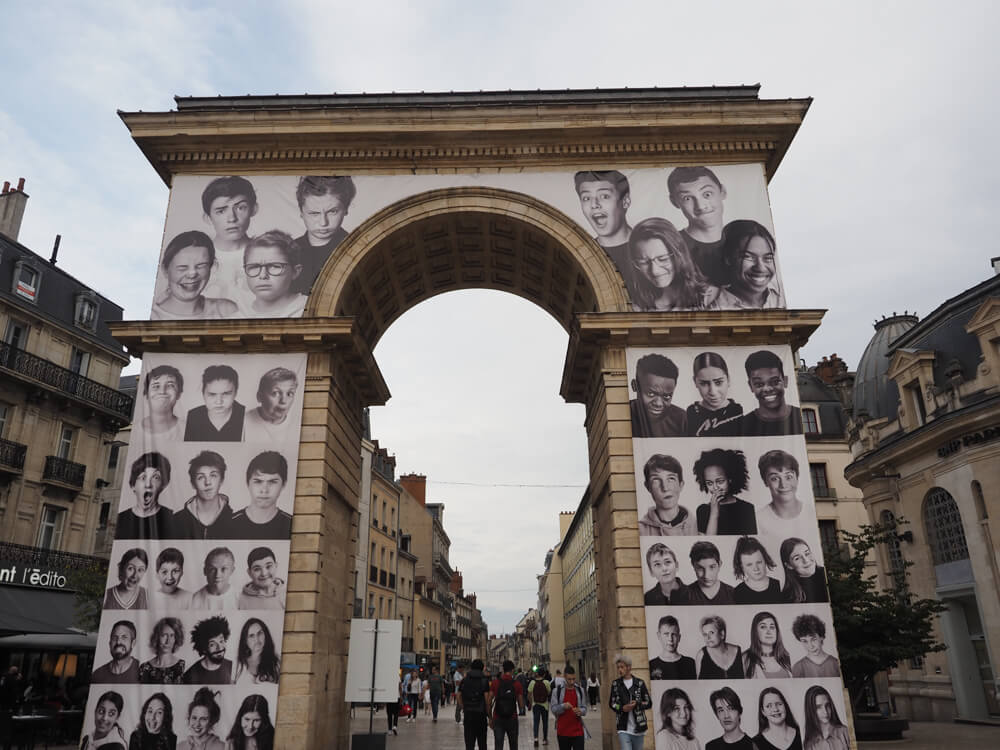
{"left": 551, "top": 666, "right": 589, "bottom": 749}
{"left": 422, "top": 674, "right": 431, "bottom": 715}
{"left": 454, "top": 664, "right": 466, "bottom": 724}
{"left": 608, "top": 654, "right": 652, "bottom": 750}
{"left": 518, "top": 670, "right": 531, "bottom": 716}
{"left": 385, "top": 671, "right": 401, "bottom": 735}
{"left": 406, "top": 669, "right": 421, "bottom": 721}
{"left": 490, "top": 659, "right": 525, "bottom": 750}
{"left": 458, "top": 658, "right": 491, "bottom": 750}
{"left": 428, "top": 664, "right": 444, "bottom": 722}
{"left": 0, "top": 666, "right": 23, "bottom": 711}
{"left": 586, "top": 672, "right": 600, "bottom": 709}
{"left": 528, "top": 669, "right": 552, "bottom": 747}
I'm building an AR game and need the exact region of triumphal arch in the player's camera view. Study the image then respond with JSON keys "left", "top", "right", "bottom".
{"left": 98, "top": 88, "right": 835, "bottom": 749}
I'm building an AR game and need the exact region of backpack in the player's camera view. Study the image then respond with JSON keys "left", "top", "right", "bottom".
{"left": 532, "top": 679, "right": 549, "bottom": 704}
{"left": 494, "top": 677, "right": 517, "bottom": 719}
{"left": 460, "top": 672, "right": 487, "bottom": 712}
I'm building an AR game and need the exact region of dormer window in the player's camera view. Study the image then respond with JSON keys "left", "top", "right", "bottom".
{"left": 802, "top": 407, "right": 819, "bottom": 434}
{"left": 74, "top": 292, "right": 98, "bottom": 331}
{"left": 12, "top": 260, "right": 41, "bottom": 302}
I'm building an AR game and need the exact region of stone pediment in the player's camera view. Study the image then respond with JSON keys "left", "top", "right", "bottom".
{"left": 965, "top": 296, "right": 1000, "bottom": 338}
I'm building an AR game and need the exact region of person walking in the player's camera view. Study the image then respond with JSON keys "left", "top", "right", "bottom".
{"left": 586, "top": 672, "right": 600, "bottom": 710}
{"left": 490, "top": 659, "right": 525, "bottom": 750}
{"left": 454, "top": 664, "right": 466, "bottom": 724}
{"left": 428, "top": 665, "right": 444, "bottom": 722}
{"left": 385, "top": 672, "right": 401, "bottom": 735}
{"left": 458, "top": 659, "right": 491, "bottom": 750}
{"left": 608, "top": 654, "right": 652, "bottom": 750}
{"left": 528, "top": 669, "right": 552, "bottom": 747}
{"left": 406, "top": 668, "right": 421, "bottom": 721}
{"left": 552, "top": 666, "right": 588, "bottom": 749}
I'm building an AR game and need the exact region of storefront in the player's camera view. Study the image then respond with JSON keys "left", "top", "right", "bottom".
{"left": 0, "top": 542, "right": 105, "bottom": 701}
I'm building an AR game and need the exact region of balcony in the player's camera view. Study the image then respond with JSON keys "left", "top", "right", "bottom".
{"left": 0, "top": 341, "right": 133, "bottom": 423}
{"left": 42, "top": 455, "right": 86, "bottom": 489}
{"left": 813, "top": 487, "right": 838, "bottom": 500}
{"left": 0, "top": 438, "right": 27, "bottom": 474}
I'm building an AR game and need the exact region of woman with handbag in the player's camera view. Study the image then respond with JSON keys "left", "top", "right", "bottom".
{"left": 608, "top": 655, "right": 652, "bottom": 750}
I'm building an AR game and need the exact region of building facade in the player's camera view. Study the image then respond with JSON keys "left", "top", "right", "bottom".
{"left": 560, "top": 490, "right": 599, "bottom": 679}
{"left": 847, "top": 269, "right": 1000, "bottom": 721}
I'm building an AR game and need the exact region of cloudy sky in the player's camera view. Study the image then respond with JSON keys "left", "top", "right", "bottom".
{"left": 2, "top": 1, "right": 998, "bottom": 632}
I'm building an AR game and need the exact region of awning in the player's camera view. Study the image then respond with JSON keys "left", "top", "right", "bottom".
{"left": 0, "top": 586, "right": 81, "bottom": 637}
{"left": 0, "top": 631, "right": 96, "bottom": 650}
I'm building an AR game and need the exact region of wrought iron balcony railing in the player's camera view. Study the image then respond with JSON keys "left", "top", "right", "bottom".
{"left": 42, "top": 455, "right": 86, "bottom": 488}
{"left": 0, "top": 437, "right": 27, "bottom": 472}
{"left": 0, "top": 341, "right": 133, "bottom": 420}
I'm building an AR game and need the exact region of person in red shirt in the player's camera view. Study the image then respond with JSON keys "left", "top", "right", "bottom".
{"left": 551, "top": 666, "right": 588, "bottom": 749}
{"left": 489, "top": 660, "right": 525, "bottom": 750}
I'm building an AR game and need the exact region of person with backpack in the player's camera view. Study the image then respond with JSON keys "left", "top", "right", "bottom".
{"left": 428, "top": 664, "right": 444, "bottom": 721}
{"left": 490, "top": 659, "right": 525, "bottom": 750}
{"left": 528, "top": 669, "right": 552, "bottom": 747}
{"left": 458, "top": 658, "right": 491, "bottom": 750}
{"left": 608, "top": 654, "right": 652, "bottom": 750}
{"left": 551, "top": 666, "right": 589, "bottom": 749}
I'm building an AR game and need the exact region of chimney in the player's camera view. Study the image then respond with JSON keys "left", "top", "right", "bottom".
{"left": 50, "top": 234, "right": 61, "bottom": 265}
{"left": 992, "top": 256, "right": 1000, "bottom": 276}
{"left": 0, "top": 177, "right": 28, "bottom": 242}
{"left": 399, "top": 473, "right": 427, "bottom": 506}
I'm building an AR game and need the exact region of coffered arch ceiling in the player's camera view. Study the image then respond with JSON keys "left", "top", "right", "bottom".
{"left": 307, "top": 187, "right": 630, "bottom": 351}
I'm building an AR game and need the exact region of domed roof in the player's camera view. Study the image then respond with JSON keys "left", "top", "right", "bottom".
{"left": 852, "top": 313, "right": 918, "bottom": 421}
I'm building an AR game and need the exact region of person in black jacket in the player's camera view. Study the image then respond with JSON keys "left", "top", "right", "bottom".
{"left": 458, "top": 659, "right": 492, "bottom": 750}
{"left": 608, "top": 654, "right": 652, "bottom": 750}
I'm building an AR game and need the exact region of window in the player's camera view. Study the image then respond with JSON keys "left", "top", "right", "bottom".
{"left": 818, "top": 519, "right": 839, "bottom": 558}
{"left": 98, "top": 502, "right": 111, "bottom": 529}
{"left": 57, "top": 425, "right": 75, "bottom": 460}
{"left": 923, "top": 487, "right": 970, "bottom": 565}
{"left": 107, "top": 443, "right": 121, "bottom": 470}
{"left": 74, "top": 293, "right": 98, "bottom": 330}
{"left": 880, "top": 510, "right": 905, "bottom": 578}
{"left": 906, "top": 380, "right": 927, "bottom": 426}
{"left": 809, "top": 463, "right": 831, "bottom": 498}
{"left": 0, "top": 404, "right": 9, "bottom": 437}
{"left": 972, "top": 481, "right": 988, "bottom": 520}
{"left": 12, "top": 261, "right": 40, "bottom": 302}
{"left": 37, "top": 506, "right": 66, "bottom": 550}
{"left": 3, "top": 319, "right": 30, "bottom": 349}
{"left": 69, "top": 348, "right": 90, "bottom": 377}
{"left": 802, "top": 407, "right": 819, "bottom": 433}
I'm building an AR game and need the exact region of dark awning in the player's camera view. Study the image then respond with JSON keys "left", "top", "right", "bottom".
{"left": 0, "top": 586, "right": 80, "bottom": 636}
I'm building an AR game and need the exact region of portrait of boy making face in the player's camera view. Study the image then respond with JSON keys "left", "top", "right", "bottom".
{"left": 637, "top": 454, "right": 697, "bottom": 536}
{"left": 573, "top": 170, "right": 632, "bottom": 274}
{"left": 242, "top": 230, "right": 307, "bottom": 318}
{"left": 630, "top": 353, "right": 687, "bottom": 437}
{"left": 668, "top": 166, "right": 728, "bottom": 285}
{"left": 184, "top": 364, "right": 245, "bottom": 441}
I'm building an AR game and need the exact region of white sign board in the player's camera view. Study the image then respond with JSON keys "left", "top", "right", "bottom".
{"left": 345, "top": 618, "right": 403, "bottom": 703}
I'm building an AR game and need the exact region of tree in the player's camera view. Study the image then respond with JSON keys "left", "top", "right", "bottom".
{"left": 66, "top": 558, "right": 109, "bottom": 633}
{"left": 826, "top": 519, "right": 947, "bottom": 713}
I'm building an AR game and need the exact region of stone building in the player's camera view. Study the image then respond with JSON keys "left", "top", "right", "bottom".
{"left": 846, "top": 265, "right": 1000, "bottom": 721}
{"left": 561, "top": 488, "right": 599, "bottom": 679}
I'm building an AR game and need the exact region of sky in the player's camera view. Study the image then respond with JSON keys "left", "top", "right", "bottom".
{"left": 2, "top": 1, "right": 999, "bottom": 633}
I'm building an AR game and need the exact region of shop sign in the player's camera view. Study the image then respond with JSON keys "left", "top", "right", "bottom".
{"left": 937, "top": 424, "right": 1000, "bottom": 458}
{"left": 0, "top": 561, "right": 69, "bottom": 589}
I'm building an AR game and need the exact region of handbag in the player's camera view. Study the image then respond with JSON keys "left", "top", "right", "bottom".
{"left": 400, "top": 702, "right": 412, "bottom": 716}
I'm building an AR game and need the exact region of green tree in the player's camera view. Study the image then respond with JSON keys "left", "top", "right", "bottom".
{"left": 66, "top": 558, "right": 109, "bottom": 633}
{"left": 826, "top": 519, "right": 947, "bottom": 713}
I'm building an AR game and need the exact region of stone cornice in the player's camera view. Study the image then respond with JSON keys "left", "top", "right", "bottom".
{"left": 560, "top": 309, "right": 825, "bottom": 403}
{"left": 108, "top": 317, "right": 390, "bottom": 405}
{"left": 120, "top": 95, "right": 810, "bottom": 184}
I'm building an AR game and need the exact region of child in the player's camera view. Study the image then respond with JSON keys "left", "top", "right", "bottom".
{"left": 686, "top": 352, "right": 743, "bottom": 437}
{"left": 151, "top": 231, "right": 237, "bottom": 320}
{"left": 229, "top": 451, "right": 293, "bottom": 540}
{"left": 740, "top": 350, "right": 802, "bottom": 436}
{"left": 637, "top": 454, "right": 697, "bottom": 537}
{"left": 184, "top": 364, "right": 245, "bottom": 442}
{"left": 191, "top": 547, "right": 240, "bottom": 610}
{"left": 667, "top": 166, "right": 728, "bottom": 286}
{"left": 573, "top": 170, "right": 632, "bottom": 275}
{"left": 716, "top": 220, "right": 785, "bottom": 309}
{"left": 241, "top": 230, "right": 307, "bottom": 317}
{"left": 238, "top": 546, "right": 287, "bottom": 610}
{"left": 643, "top": 542, "right": 689, "bottom": 606}
{"left": 687, "top": 541, "right": 736, "bottom": 605}
{"left": 627, "top": 217, "right": 718, "bottom": 311}
{"left": 630, "top": 353, "right": 687, "bottom": 437}
{"left": 758, "top": 450, "right": 805, "bottom": 522}
{"left": 692, "top": 448, "right": 757, "bottom": 535}
{"left": 150, "top": 547, "right": 192, "bottom": 609}
{"left": 791, "top": 615, "right": 841, "bottom": 678}
{"left": 200, "top": 176, "right": 258, "bottom": 309}
{"left": 292, "top": 176, "right": 357, "bottom": 294}
{"left": 732, "top": 536, "right": 782, "bottom": 605}
{"left": 648, "top": 615, "right": 696, "bottom": 680}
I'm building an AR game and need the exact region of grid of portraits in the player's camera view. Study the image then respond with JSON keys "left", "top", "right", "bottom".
{"left": 152, "top": 164, "right": 785, "bottom": 320}
{"left": 84, "top": 353, "right": 306, "bottom": 750}
{"left": 649, "top": 678, "right": 850, "bottom": 750}
{"left": 628, "top": 344, "right": 850, "bottom": 750}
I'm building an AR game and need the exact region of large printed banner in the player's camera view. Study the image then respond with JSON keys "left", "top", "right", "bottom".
{"left": 150, "top": 165, "right": 785, "bottom": 319}
{"left": 627, "top": 345, "right": 852, "bottom": 750}
{"left": 82, "top": 353, "right": 305, "bottom": 750}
